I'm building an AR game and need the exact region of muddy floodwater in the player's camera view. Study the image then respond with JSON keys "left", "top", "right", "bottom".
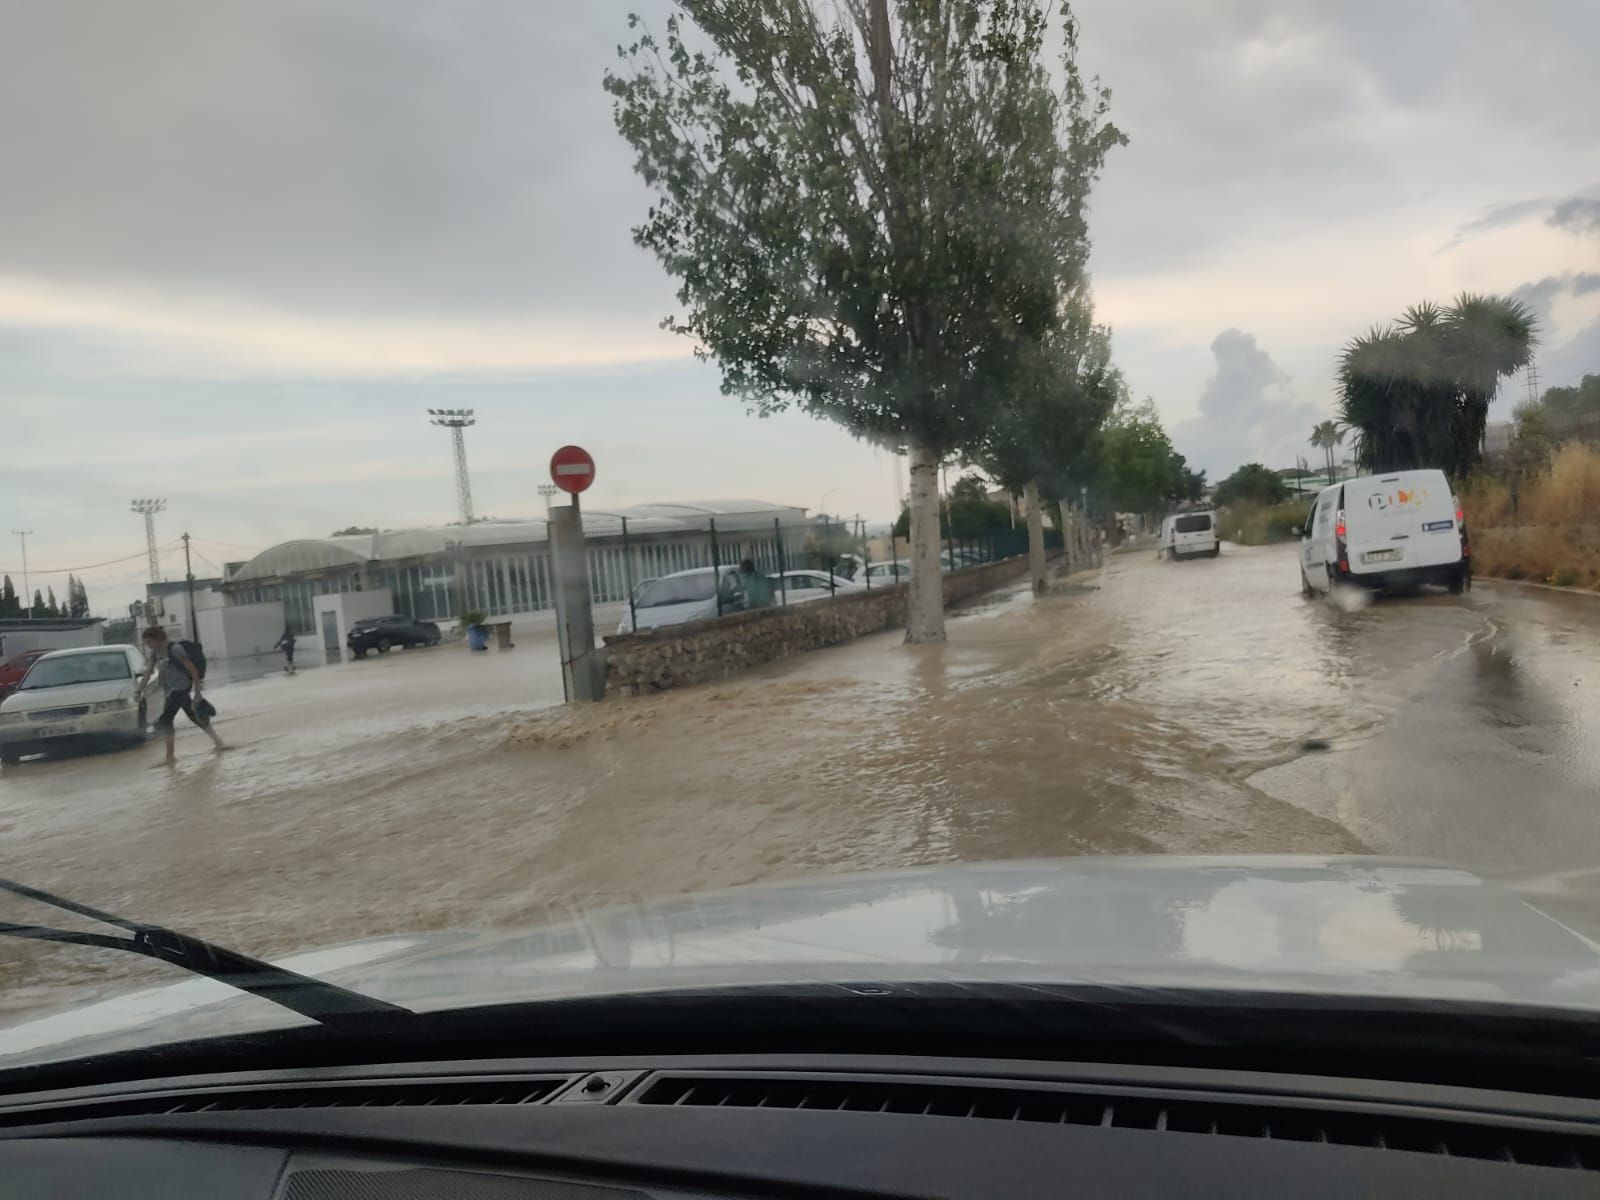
{"left": 4, "top": 542, "right": 1600, "bottom": 1020}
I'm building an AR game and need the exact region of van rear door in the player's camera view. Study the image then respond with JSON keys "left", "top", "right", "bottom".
{"left": 1342, "top": 470, "right": 1458, "bottom": 575}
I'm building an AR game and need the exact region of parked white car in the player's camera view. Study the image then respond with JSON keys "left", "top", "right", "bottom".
{"left": 616, "top": 567, "right": 746, "bottom": 634}
{"left": 862, "top": 559, "right": 912, "bottom": 584}
{"left": 1297, "top": 468, "right": 1469, "bottom": 595}
{"left": 1159, "top": 510, "right": 1219, "bottom": 560}
{"left": 768, "top": 570, "right": 864, "bottom": 604}
{"left": 0, "top": 645, "right": 149, "bottom": 764}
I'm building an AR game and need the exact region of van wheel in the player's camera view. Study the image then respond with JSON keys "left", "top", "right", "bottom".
{"left": 0, "top": 746, "right": 21, "bottom": 766}
{"left": 1209, "top": 545, "right": 1220, "bottom": 558}
{"left": 1300, "top": 566, "right": 1314, "bottom": 598}
{"left": 1448, "top": 566, "right": 1470, "bottom": 595}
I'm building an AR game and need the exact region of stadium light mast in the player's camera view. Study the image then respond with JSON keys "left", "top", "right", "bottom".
{"left": 427, "top": 409, "right": 477, "bottom": 525}
{"left": 130, "top": 498, "right": 166, "bottom": 582}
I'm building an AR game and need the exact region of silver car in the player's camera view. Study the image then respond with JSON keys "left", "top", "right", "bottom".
{"left": 0, "top": 645, "right": 149, "bottom": 764}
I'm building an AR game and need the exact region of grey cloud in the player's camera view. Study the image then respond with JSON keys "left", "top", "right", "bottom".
{"left": 1441, "top": 185, "right": 1600, "bottom": 252}
{"left": 1081, "top": 0, "right": 1600, "bottom": 275}
{"left": 1172, "top": 329, "right": 1321, "bottom": 477}
{"left": 1510, "top": 272, "right": 1600, "bottom": 333}
{"left": 1440, "top": 196, "right": 1557, "bottom": 250}
{"left": 1549, "top": 198, "right": 1600, "bottom": 238}
{"left": 0, "top": 0, "right": 679, "bottom": 322}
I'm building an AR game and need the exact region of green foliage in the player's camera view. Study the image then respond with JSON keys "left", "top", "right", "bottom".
{"left": 1308, "top": 418, "right": 1344, "bottom": 478}
{"left": 330, "top": 526, "right": 378, "bottom": 537}
{"left": 1540, "top": 373, "right": 1600, "bottom": 421}
{"left": 1506, "top": 402, "right": 1555, "bottom": 478}
{"left": 976, "top": 285, "right": 1121, "bottom": 498}
{"left": 892, "top": 495, "right": 1015, "bottom": 539}
{"left": 0, "top": 575, "right": 17, "bottom": 618}
{"left": 604, "top": 0, "right": 1124, "bottom": 457}
{"left": 949, "top": 474, "right": 992, "bottom": 502}
{"left": 30, "top": 590, "right": 47, "bottom": 619}
{"left": 1338, "top": 294, "right": 1537, "bottom": 478}
{"left": 64, "top": 574, "right": 89, "bottom": 619}
{"left": 1093, "top": 396, "right": 1185, "bottom": 513}
{"left": 1215, "top": 498, "right": 1306, "bottom": 545}
{"left": 1215, "top": 462, "right": 1291, "bottom": 507}
{"left": 1179, "top": 465, "right": 1207, "bottom": 503}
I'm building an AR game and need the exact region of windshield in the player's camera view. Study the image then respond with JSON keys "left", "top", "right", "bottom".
{"left": 634, "top": 575, "right": 716, "bottom": 607}
{"left": 18, "top": 653, "right": 130, "bottom": 690}
{"left": 2, "top": 0, "right": 1598, "bottom": 1081}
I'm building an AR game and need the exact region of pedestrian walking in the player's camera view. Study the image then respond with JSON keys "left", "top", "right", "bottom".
{"left": 274, "top": 624, "right": 297, "bottom": 674}
{"left": 136, "top": 626, "right": 226, "bottom": 765}
{"left": 738, "top": 559, "right": 773, "bottom": 609}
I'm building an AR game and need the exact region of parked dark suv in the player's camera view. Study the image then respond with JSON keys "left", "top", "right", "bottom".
{"left": 347, "top": 614, "right": 442, "bottom": 659}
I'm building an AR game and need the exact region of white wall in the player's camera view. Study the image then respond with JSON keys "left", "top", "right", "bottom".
{"left": 197, "top": 601, "right": 288, "bottom": 666}
{"left": 0, "top": 624, "right": 105, "bottom": 657}
{"left": 311, "top": 589, "right": 393, "bottom": 665}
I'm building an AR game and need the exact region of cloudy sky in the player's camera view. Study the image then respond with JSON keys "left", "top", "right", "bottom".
{"left": 2, "top": 0, "right": 1597, "bottom": 616}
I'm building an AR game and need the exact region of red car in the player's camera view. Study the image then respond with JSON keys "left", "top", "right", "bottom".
{"left": 0, "top": 649, "right": 48, "bottom": 701}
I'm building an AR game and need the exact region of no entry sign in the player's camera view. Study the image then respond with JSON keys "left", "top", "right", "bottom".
{"left": 549, "top": 444, "right": 596, "bottom": 494}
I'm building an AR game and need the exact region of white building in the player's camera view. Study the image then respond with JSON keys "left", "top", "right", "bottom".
{"left": 221, "top": 500, "right": 819, "bottom": 657}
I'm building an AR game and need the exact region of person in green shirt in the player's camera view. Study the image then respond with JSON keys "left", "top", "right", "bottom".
{"left": 738, "top": 559, "right": 773, "bottom": 609}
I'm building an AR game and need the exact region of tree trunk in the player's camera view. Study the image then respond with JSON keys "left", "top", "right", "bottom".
{"left": 905, "top": 442, "right": 947, "bottom": 643}
{"left": 1024, "top": 480, "right": 1047, "bottom": 595}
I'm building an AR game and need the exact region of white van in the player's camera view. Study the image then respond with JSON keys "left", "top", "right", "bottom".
{"left": 1159, "top": 510, "right": 1219, "bottom": 560}
{"left": 1297, "top": 468, "right": 1469, "bottom": 595}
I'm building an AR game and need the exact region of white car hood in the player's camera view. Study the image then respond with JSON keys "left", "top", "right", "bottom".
{"left": 4, "top": 855, "right": 1599, "bottom": 1069}
{"left": 0, "top": 678, "right": 135, "bottom": 714}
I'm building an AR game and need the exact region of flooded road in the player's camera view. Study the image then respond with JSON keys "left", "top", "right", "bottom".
{"left": 3, "top": 542, "right": 1599, "bottom": 1019}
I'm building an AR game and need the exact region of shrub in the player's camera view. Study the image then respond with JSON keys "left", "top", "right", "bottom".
{"left": 1215, "top": 463, "right": 1292, "bottom": 506}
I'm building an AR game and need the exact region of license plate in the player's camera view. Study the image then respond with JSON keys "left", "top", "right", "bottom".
{"left": 35, "top": 723, "right": 82, "bottom": 738}
{"left": 1362, "top": 548, "right": 1401, "bottom": 564}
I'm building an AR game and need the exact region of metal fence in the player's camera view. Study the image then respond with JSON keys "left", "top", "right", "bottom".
{"left": 612, "top": 517, "right": 1063, "bottom": 631}
{"left": 238, "top": 517, "right": 1065, "bottom": 636}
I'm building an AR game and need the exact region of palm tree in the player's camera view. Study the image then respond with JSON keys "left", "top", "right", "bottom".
{"left": 1309, "top": 419, "right": 1344, "bottom": 481}
{"left": 1338, "top": 294, "right": 1535, "bottom": 477}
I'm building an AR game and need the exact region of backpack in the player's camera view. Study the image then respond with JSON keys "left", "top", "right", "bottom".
{"left": 170, "top": 639, "right": 207, "bottom": 680}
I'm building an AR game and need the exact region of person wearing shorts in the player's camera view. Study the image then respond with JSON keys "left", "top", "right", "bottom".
{"left": 137, "top": 626, "right": 226, "bottom": 765}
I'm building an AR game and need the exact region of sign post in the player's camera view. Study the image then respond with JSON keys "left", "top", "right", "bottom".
{"left": 547, "top": 445, "right": 603, "bottom": 703}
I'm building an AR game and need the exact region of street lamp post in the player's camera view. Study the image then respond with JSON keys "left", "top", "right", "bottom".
{"left": 427, "top": 409, "right": 478, "bottom": 525}
{"left": 10, "top": 530, "right": 33, "bottom": 618}
{"left": 130, "top": 498, "right": 165, "bottom": 582}
{"left": 537, "top": 483, "right": 559, "bottom": 514}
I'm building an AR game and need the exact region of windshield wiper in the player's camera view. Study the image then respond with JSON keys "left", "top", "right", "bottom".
{"left": 0, "top": 878, "right": 411, "bottom": 1028}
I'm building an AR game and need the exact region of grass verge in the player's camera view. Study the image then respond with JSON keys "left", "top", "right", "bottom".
{"left": 1215, "top": 498, "right": 1308, "bottom": 546}
{"left": 1462, "top": 443, "right": 1600, "bottom": 591}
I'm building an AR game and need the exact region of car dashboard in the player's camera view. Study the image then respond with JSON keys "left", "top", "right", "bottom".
{"left": 4, "top": 1052, "right": 1600, "bottom": 1197}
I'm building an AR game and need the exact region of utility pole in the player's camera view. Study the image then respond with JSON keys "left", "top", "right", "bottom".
{"left": 427, "top": 409, "right": 477, "bottom": 525}
{"left": 130, "top": 498, "right": 166, "bottom": 582}
{"left": 182, "top": 533, "right": 198, "bottom": 643}
{"left": 11, "top": 530, "right": 33, "bottom": 618}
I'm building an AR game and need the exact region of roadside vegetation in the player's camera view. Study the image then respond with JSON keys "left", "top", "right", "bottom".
{"left": 1215, "top": 499, "right": 1306, "bottom": 546}
{"left": 1462, "top": 443, "right": 1600, "bottom": 591}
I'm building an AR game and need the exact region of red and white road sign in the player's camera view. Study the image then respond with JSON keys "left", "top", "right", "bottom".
{"left": 549, "top": 444, "right": 596, "bottom": 494}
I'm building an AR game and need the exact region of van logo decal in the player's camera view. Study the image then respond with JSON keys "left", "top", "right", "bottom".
{"left": 1367, "top": 494, "right": 1388, "bottom": 510}
{"left": 1422, "top": 519, "right": 1454, "bottom": 532}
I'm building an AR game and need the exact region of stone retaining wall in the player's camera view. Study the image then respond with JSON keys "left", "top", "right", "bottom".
{"left": 603, "top": 553, "right": 1045, "bottom": 693}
